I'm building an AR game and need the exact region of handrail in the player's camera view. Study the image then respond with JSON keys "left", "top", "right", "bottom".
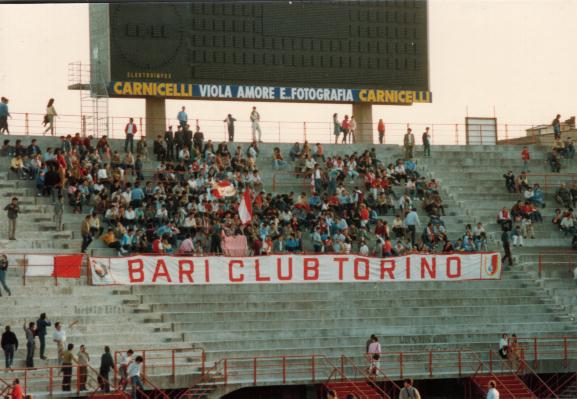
{"left": 175, "top": 358, "right": 225, "bottom": 399}
{"left": 1, "top": 111, "right": 537, "bottom": 144}
{"left": 321, "top": 355, "right": 372, "bottom": 399}
{"left": 514, "top": 355, "right": 559, "bottom": 399}
{"left": 341, "top": 355, "right": 399, "bottom": 399}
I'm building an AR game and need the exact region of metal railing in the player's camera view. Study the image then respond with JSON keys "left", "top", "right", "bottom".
{"left": 1, "top": 111, "right": 536, "bottom": 145}
{"left": 524, "top": 173, "right": 577, "bottom": 192}
{"left": 536, "top": 251, "right": 575, "bottom": 279}
{"left": 113, "top": 347, "right": 206, "bottom": 387}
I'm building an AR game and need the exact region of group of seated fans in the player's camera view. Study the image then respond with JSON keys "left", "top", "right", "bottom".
{"left": 501, "top": 169, "right": 577, "bottom": 249}
{"left": 0, "top": 134, "right": 491, "bottom": 257}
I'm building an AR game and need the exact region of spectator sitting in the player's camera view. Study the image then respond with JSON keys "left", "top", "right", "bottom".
{"left": 560, "top": 213, "right": 576, "bottom": 237}
{"left": 289, "top": 142, "right": 301, "bottom": 161}
{"left": 514, "top": 172, "right": 529, "bottom": 193}
{"left": 552, "top": 208, "right": 563, "bottom": 229}
{"left": 272, "top": 147, "right": 287, "bottom": 170}
{"left": 528, "top": 184, "right": 545, "bottom": 208}
{"left": 547, "top": 150, "right": 561, "bottom": 173}
{"left": 503, "top": 171, "right": 515, "bottom": 193}
{"left": 472, "top": 222, "right": 487, "bottom": 251}
{"left": 512, "top": 225, "right": 523, "bottom": 247}
{"left": 555, "top": 184, "right": 573, "bottom": 208}
{"left": 521, "top": 216, "right": 534, "bottom": 240}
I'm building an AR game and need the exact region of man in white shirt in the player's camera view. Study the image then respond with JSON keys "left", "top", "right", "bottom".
{"left": 119, "top": 349, "right": 134, "bottom": 391}
{"left": 359, "top": 240, "right": 369, "bottom": 256}
{"left": 124, "top": 118, "right": 137, "bottom": 153}
{"left": 250, "top": 106, "right": 262, "bottom": 142}
{"left": 487, "top": 380, "right": 500, "bottom": 399}
{"left": 52, "top": 322, "right": 67, "bottom": 364}
{"left": 128, "top": 355, "right": 144, "bottom": 399}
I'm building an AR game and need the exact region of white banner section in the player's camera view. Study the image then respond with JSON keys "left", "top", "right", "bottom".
{"left": 90, "top": 253, "right": 501, "bottom": 286}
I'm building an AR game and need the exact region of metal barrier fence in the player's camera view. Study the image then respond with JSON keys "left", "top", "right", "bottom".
{"left": 1, "top": 112, "right": 535, "bottom": 145}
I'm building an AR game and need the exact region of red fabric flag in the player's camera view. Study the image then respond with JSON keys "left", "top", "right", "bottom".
{"left": 53, "top": 255, "right": 84, "bottom": 278}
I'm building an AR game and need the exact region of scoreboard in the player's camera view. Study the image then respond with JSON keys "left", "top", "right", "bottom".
{"left": 90, "top": 1, "right": 431, "bottom": 104}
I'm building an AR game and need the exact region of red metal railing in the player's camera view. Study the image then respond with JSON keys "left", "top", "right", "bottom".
{"left": 537, "top": 251, "right": 575, "bottom": 279}
{"left": 2, "top": 111, "right": 535, "bottom": 144}
{"left": 113, "top": 347, "right": 205, "bottom": 387}
{"left": 525, "top": 173, "right": 577, "bottom": 192}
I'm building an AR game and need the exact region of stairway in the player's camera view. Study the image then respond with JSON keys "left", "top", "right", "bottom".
{"left": 472, "top": 375, "right": 535, "bottom": 399}
{"left": 326, "top": 381, "right": 383, "bottom": 399}
{"left": 178, "top": 384, "right": 217, "bottom": 399}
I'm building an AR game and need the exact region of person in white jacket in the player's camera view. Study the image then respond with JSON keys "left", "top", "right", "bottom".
{"left": 487, "top": 380, "right": 500, "bottom": 399}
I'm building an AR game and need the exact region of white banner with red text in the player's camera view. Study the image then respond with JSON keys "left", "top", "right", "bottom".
{"left": 89, "top": 252, "right": 501, "bottom": 286}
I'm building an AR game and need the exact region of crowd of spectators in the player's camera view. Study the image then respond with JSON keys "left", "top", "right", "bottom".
{"left": 0, "top": 132, "right": 490, "bottom": 258}
{"left": 501, "top": 146, "right": 577, "bottom": 251}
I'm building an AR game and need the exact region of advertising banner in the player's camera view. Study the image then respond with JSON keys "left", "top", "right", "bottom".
{"left": 90, "top": 253, "right": 501, "bottom": 286}
{"left": 108, "top": 82, "right": 432, "bottom": 105}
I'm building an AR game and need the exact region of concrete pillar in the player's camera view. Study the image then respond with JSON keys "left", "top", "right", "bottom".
{"left": 145, "top": 97, "right": 166, "bottom": 140}
{"left": 352, "top": 103, "right": 373, "bottom": 144}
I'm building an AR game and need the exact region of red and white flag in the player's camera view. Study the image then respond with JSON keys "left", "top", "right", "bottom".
{"left": 25, "top": 254, "right": 84, "bottom": 278}
{"left": 211, "top": 181, "right": 237, "bottom": 198}
{"left": 239, "top": 189, "right": 253, "bottom": 224}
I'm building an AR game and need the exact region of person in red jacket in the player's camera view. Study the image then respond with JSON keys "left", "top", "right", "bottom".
{"left": 124, "top": 117, "right": 138, "bottom": 154}
{"left": 10, "top": 378, "right": 23, "bottom": 399}
{"left": 521, "top": 146, "right": 530, "bottom": 172}
{"left": 341, "top": 115, "right": 350, "bottom": 144}
{"left": 377, "top": 119, "right": 385, "bottom": 144}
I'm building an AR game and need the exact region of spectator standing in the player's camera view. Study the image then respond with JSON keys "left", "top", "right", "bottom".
{"left": 52, "top": 321, "right": 68, "bottom": 364}
{"left": 341, "top": 115, "right": 350, "bottom": 144}
{"left": 54, "top": 194, "right": 64, "bottom": 231}
{"left": 9, "top": 379, "right": 23, "bottom": 399}
{"left": 224, "top": 114, "right": 237, "bottom": 142}
{"left": 377, "top": 119, "right": 385, "bottom": 144}
{"left": 36, "top": 313, "right": 51, "bottom": 360}
{"left": 399, "top": 378, "right": 421, "bottom": 399}
{"left": 193, "top": 125, "right": 204, "bottom": 153}
{"left": 498, "top": 333, "right": 508, "bottom": 359}
{"left": 552, "top": 114, "right": 561, "bottom": 139}
{"left": 1, "top": 326, "right": 18, "bottom": 369}
{"left": 333, "top": 113, "right": 341, "bottom": 144}
{"left": 128, "top": 355, "right": 145, "bottom": 399}
{"left": 250, "top": 106, "right": 262, "bottom": 142}
{"left": 23, "top": 321, "right": 36, "bottom": 368}
{"left": 177, "top": 106, "right": 188, "bottom": 129}
{"left": 0, "top": 97, "right": 11, "bottom": 134}
{"left": 99, "top": 346, "right": 115, "bottom": 393}
{"left": 77, "top": 345, "right": 90, "bottom": 391}
{"left": 422, "top": 127, "right": 431, "bottom": 157}
{"left": 349, "top": 115, "right": 357, "bottom": 143}
{"left": 43, "top": 98, "right": 57, "bottom": 135}
{"left": 487, "top": 380, "right": 500, "bottom": 399}
{"left": 120, "top": 349, "right": 134, "bottom": 391}
{"left": 164, "top": 126, "right": 174, "bottom": 161}
{"left": 124, "top": 117, "right": 137, "bottom": 153}
{"left": 4, "top": 197, "right": 20, "bottom": 240}
{"left": 501, "top": 230, "right": 513, "bottom": 266}
{"left": 404, "top": 207, "right": 420, "bottom": 245}
{"left": 0, "top": 254, "right": 10, "bottom": 296}
{"left": 61, "top": 343, "right": 75, "bottom": 392}
{"left": 521, "top": 146, "right": 530, "bottom": 172}
{"left": 403, "top": 128, "right": 415, "bottom": 159}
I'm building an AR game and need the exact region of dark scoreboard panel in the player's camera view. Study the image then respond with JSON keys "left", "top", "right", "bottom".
{"left": 108, "top": 1, "right": 429, "bottom": 90}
